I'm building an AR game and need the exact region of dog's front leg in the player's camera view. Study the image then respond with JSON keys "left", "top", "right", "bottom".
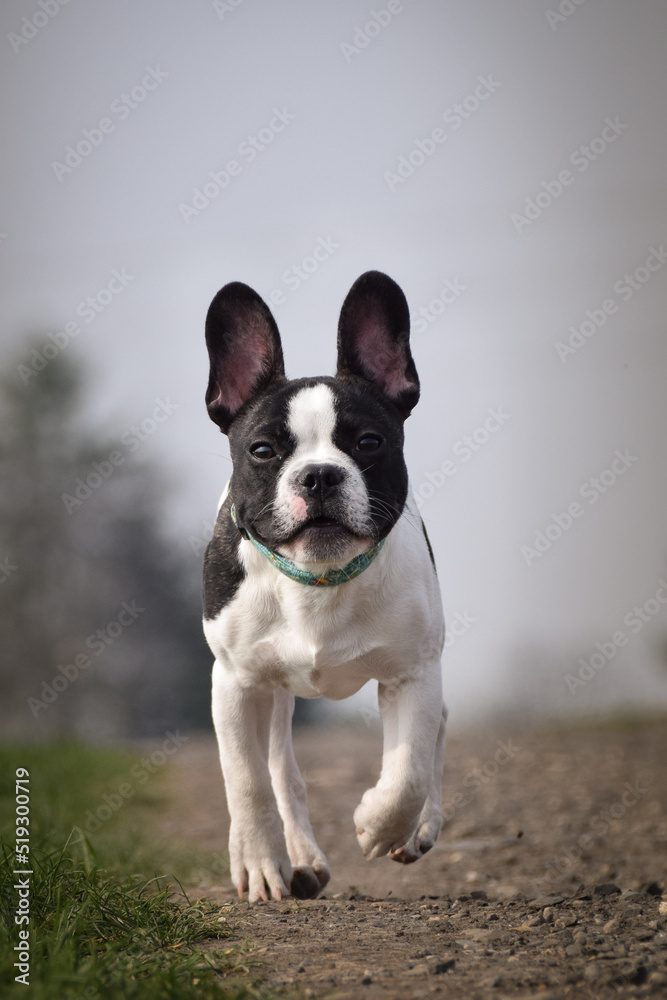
{"left": 211, "top": 660, "right": 292, "bottom": 901}
{"left": 390, "top": 701, "right": 447, "bottom": 863}
{"left": 354, "top": 663, "right": 444, "bottom": 861}
{"left": 268, "top": 688, "right": 330, "bottom": 898}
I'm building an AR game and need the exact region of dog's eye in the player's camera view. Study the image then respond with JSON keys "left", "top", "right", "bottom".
{"left": 356, "top": 435, "right": 382, "bottom": 453}
{"left": 250, "top": 442, "right": 275, "bottom": 460}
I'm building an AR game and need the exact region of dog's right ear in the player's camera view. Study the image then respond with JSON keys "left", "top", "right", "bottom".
{"left": 205, "top": 282, "right": 285, "bottom": 433}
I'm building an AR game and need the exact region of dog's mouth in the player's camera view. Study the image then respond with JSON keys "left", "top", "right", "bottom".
{"left": 277, "top": 514, "right": 369, "bottom": 565}
{"left": 289, "top": 516, "right": 356, "bottom": 547}
{"left": 298, "top": 516, "right": 346, "bottom": 534}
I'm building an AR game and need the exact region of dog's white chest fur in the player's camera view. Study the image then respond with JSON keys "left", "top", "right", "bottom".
{"left": 204, "top": 501, "right": 442, "bottom": 700}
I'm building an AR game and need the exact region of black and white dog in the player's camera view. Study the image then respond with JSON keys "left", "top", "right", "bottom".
{"left": 202, "top": 271, "right": 446, "bottom": 902}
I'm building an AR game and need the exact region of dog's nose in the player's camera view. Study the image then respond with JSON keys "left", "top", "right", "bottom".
{"left": 299, "top": 464, "right": 344, "bottom": 498}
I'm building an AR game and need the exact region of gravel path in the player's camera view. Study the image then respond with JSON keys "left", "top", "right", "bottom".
{"left": 159, "top": 717, "right": 667, "bottom": 998}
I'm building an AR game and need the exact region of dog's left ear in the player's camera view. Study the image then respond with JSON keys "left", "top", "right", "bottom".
{"left": 205, "top": 282, "right": 285, "bottom": 433}
{"left": 336, "top": 270, "right": 419, "bottom": 419}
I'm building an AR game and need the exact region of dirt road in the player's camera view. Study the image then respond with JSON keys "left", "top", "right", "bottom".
{"left": 160, "top": 717, "right": 666, "bottom": 998}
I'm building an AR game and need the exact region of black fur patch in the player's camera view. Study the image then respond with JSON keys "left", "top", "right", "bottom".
{"left": 421, "top": 518, "right": 437, "bottom": 572}
{"left": 203, "top": 495, "right": 246, "bottom": 620}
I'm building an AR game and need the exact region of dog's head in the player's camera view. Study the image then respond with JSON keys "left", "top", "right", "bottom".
{"left": 205, "top": 271, "right": 419, "bottom": 568}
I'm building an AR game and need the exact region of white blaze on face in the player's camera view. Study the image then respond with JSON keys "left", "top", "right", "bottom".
{"left": 274, "top": 382, "right": 371, "bottom": 548}
{"left": 287, "top": 382, "right": 337, "bottom": 457}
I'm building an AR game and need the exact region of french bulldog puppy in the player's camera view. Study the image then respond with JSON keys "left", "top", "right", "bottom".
{"left": 203, "top": 271, "right": 446, "bottom": 901}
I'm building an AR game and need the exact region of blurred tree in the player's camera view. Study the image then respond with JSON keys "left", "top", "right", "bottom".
{"left": 0, "top": 341, "right": 211, "bottom": 740}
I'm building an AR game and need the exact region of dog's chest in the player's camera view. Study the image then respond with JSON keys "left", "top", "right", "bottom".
{"left": 203, "top": 552, "right": 410, "bottom": 699}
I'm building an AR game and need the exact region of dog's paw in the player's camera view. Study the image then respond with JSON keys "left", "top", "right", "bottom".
{"left": 290, "top": 863, "right": 330, "bottom": 899}
{"left": 283, "top": 829, "right": 331, "bottom": 898}
{"left": 388, "top": 841, "right": 421, "bottom": 864}
{"left": 229, "top": 821, "right": 292, "bottom": 902}
{"left": 389, "top": 800, "right": 443, "bottom": 864}
{"left": 353, "top": 786, "right": 423, "bottom": 861}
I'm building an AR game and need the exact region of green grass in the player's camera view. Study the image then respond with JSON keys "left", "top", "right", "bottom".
{"left": 0, "top": 743, "right": 280, "bottom": 999}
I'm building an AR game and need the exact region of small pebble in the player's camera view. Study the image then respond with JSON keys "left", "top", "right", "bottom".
{"left": 640, "top": 881, "right": 663, "bottom": 896}
{"left": 594, "top": 882, "right": 622, "bottom": 896}
{"left": 554, "top": 912, "right": 578, "bottom": 928}
{"left": 433, "top": 958, "right": 456, "bottom": 974}
{"left": 583, "top": 962, "right": 600, "bottom": 982}
{"left": 530, "top": 894, "right": 564, "bottom": 909}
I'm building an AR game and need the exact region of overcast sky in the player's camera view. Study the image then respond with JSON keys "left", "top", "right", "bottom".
{"left": 2, "top": 0, "right": 667, "bottom": 725}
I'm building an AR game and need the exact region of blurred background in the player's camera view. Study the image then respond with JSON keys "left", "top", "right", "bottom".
{"left": 1, "top": 0, "right": 667, "bottom": 740}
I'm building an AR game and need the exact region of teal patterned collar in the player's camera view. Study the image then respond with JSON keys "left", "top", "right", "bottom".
{"left": 230, "top": 503, "right": 385, "bottom": 586}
